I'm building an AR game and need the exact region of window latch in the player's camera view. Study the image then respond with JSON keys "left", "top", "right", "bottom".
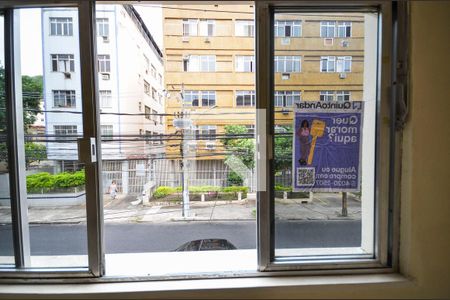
{"left": 77, "top": 137, "right": 97, "bottom": 163}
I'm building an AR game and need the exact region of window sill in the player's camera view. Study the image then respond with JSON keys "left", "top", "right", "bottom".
{"left": 0, "top": 272, "right": 410, "bottom": 298}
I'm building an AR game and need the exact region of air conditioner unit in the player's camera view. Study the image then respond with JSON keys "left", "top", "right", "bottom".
{"left": 101, "top": 73, "right": 110, "bottom": 80}
{"left": 63, "top": 72, "right": 71, "bottom": 79}
{"left": 281, "top": 37, "right": 290, "bottom": 45}
{"left": 205, "top": 142, "right": 216, "bottom": 150}
{"left": 341, "top": 40, "right": 350, "bottom": 47}
{"left": 181, "top": 36, "right": 189, "bottom": 42}
{"left": 324, "top": 38, "right": 334, "bottom": 46}
{"left": 204, "top": 37, "right": 211, "bottom": 43}
{"left": 188, "top": 142, "right": 197, "bottom": 152}
{"left": 339, "top": 72, "right": 347, "bottom": 79}
{"left": 102, "top": 36, "right": 109, "bottom": 43}
{"left": 281, "top": 73, "right": 290, "bottom": 80}
{"left": 281, "top": 109, "right": 290, "bottom": 115}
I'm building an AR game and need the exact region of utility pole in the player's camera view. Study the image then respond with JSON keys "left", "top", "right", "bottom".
{"left": 173, "top": 83, "right": 191, "bottom": 217}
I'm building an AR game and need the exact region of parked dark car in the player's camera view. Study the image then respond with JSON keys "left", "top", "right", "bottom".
{"left": 173, "top": 239, "right": 237, "bottom": 251}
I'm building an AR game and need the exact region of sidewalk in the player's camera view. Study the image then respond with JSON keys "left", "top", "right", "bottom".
{"left": 0, "top": 193, "right": 361, "bottom": 224}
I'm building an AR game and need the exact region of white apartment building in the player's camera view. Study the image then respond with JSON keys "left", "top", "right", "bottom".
{"left": 42, "top": 5, "right": 165, "bottom": 169}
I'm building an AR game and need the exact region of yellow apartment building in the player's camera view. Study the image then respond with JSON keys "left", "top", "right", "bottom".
{"left": 162, "top": 5, "right": 364, "bottom": 168}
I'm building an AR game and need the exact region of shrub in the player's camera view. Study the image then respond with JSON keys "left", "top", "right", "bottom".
{"left": 153, "top": 186, "right": 178, "bottom": 198}
{"left": 274, "top": 185, "right": 292, "bottom": 192}
{"left": 26, "top": 171, "right": 85, "bottom": 193}
{"left": 227, "top": 171, "right": 243, "bottom": 186}
{"left": 222, "top": 186, "right": 248, "bottom": 193}
{"left": 189, "top": 186, "right": 221, "bottom": 193}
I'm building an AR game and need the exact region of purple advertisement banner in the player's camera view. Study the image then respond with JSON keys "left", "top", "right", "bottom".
{"left": 293, "top": 101, "right": 364, "bottom": 192}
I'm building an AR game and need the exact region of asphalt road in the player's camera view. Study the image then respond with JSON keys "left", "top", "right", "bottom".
{"left": 0, "top": 220, "right": 361, "bottom": 255}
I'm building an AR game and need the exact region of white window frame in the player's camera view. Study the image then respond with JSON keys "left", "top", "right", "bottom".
{"left": 196, "top": 125, "right": 217, "bottom": 141}
{"left": 337, "top": 21, "right": 352, "bottom": 37}
{"left": 51, "top": 54, "right": 75, "bottom": 72}
{"left": 184, "top": 55, "right": 216, "bottom": 72}
{"left": 320, "top": 21, "right": 335, "bottom": 38}
{"left": 49, "top": 17, "right": 73, "bottom": 36}
{"left": 199, "top": 19, "right": 215, "bottom": 36}
{"left": 183, "top": 19, "right": 198, "bottom": 36}
{"left": 336, "top": 90, "right": 351, "bottom": 101}
{"left": 235, "top": 55, "right": 255, "bottom": 72}
{"left": 274, "top": 20, "right": 301, "bottom": 37}
{"left": 274, "top": 91, "right": 301, "bottom": 107}
{"left": 319, "top": 90, "right": 335, "bottom": 101}
{"left": 97, "top": 54, "right": 110, "bottom": 73}
{"left": 96, "top": 18, "right": 109, "bottom": 37}
{"left": 337, "top": 56, "right": 352, "bottom": 72}
{"left": 144, "top": 80, "right": 150, "bottom": 95}
{"left": 53, "top": 125, "right": 77, "bottom": 140}
{"left": 320, "top": 56, "right": 336, "bottom": 72}
{"left": 99, "top": 90, "right": 112, "bottom": 108}
{"left": 100, "top": 125, "right": 113, "bottom": 137}
{"left": 52, "top": 90, "right": 76, "bottom": 108}
{"left": 274, "top": 55, "right": 301, "bottom": 73}
{"left": 235, "top": 20, "right": 255, "bottom": 37}
{"left": 236, "top": 90, "right": 256, "bottom": 107}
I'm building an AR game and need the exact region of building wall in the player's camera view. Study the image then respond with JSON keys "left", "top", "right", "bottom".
{"left": 42, "top": 5, "right": 165, "bottom": 163}
{"left": 163, "top": 5, "right": 364, "bottom": 160}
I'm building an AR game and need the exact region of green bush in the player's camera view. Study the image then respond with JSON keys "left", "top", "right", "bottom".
{"left": 227, "top": 171, "right": 243, "bottom": 186}
{"left": 274, "top": 185, "right": 292, "bottom": 192}
{"left": 26, "top": 171, "right": 85, "bottom": 193}
{"left": 189, "top": 186, "right": 221, "bottom": 193}
{"left": 222, "top": 186, "right": 248, "bottom": 193}
{"left": 153, "top": 186, "right": 178, "bottom": 198}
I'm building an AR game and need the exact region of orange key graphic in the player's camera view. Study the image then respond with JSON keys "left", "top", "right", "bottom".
{"left": 307, "top": 119, "right": 326, "bottom": 165}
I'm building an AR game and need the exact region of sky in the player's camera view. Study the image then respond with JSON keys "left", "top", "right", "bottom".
{"left": 1, "top": 5, "right": 163, "bottom": 76}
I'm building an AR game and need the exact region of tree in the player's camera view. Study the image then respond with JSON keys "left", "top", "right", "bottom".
{"left": 0, "top": 67, "right": 43, "bottom": 132}
{"left": 222, "top": 125, "right": 255, "bottom": 186}
{"left": 274, "top": 126, "right": 293, "bottom": 173}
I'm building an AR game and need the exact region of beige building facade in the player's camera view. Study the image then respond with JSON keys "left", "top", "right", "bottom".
{"left": 162, "top": 5, "right": 364, "bottom": 162}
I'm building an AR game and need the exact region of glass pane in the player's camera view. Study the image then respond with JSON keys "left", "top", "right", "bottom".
{"left": 97, "top": 3, "right": 256, "bottom": 276}
{"left": 17, "top": 7, "right": 88, "bottom": 268}
{"left": 273, "top": 11, "right": 378, "bottom": 257}
{"left": 0, "top": 14, "right": 15, "bottom": 267}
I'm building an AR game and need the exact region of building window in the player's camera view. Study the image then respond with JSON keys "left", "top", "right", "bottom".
{"left": 100, "top": 125, "right": 113, "bottom": 137}
{"left": 51, "top": 54, "right": 75, "bottom": 72}
{"left": 321, "top": 21, "right": 352, "bottom": 38}
{"left": 320, "top": 56, "right": 336, "bottom": 72}
{"left": 99, "top": 90, "right": 112, "bottom": 108}
{"left": 151, "top": 64, "right": 156, "bottom": 78}
{"left": 152, "top": 87, "right": 157, "bottom": 100}
{"left": 336, "top": 56, "right": 352, "bottom": 72}
{"left": 145, "top": 106, "right": 151, "bottom": 120}
{"left": 235, "top": 20, "right": 254, "bottom": 37}
{"left": 336, "top": 90, "right": 351, "bottom": 101}
{"left": 49, "top": 17, "right": 73, "bottom": 36}
{"left": 274, "top": 91, "right": 301, "bottom": 107}
{"left": 235, "top": 55, "right": 255, "bottom": 72}
{"left": 96, "top": 18, "right": 109, "bottom": 37}
{"left": 321, "top": 56, "right": 351, "bottom": 72}
{"left": 152, "top": 109, "right": 158, "bottom": 123}
{"left": 184, "top": 90, "right": 199, "bottom": 106}
{"left": 98, "top": 54, "right": 111, "bottom": 73}
{"left": 274, "top": 56, "right": 301, "bottom": 73}
{"left": 320, "top": 90, "right": 335, "bottom": 101}
{"left": 158, "top": 73, "right": 162, "bottom": 85}
{"left": 183, "top": 55, "right": 216, "bottom": 72}
{"left": 245, "top": 124, "right": 255, "bottom": 135}
{"left": 320, "top": 21, "right": 336, "bottom": 38}
{"left": 196, "top": 125, "right": 217, "bottom": 140}
{"left": 144, "top": 80, "right": 150, "bottom": 95}
{"left": 183, "top": 19, "right": 198, "bottom": 36}
{"left": 337, "top": 21, "right": 352, "bottom": 37}
{"left": 201, "top": 91, "right": 216, "bottom": 107}
{"left": 143, "top": 55, "right": 150, "bottom": 74}
{"left": 274, "top": 20, "right": 301, "bottom": 37}
{"left": 53, "top": 90, "right": 76, "bottom": 108}
{"left": 236, "top": 90, "right": 256, "bottom": 107}
{"left": 199, "top": 19, "right": 215, "bottom": 36}
{"left": 145, "top": 130, "right": 152, "bottom": 144}
{"left": 54, "top": 125, "right": 77, "bottom": 140}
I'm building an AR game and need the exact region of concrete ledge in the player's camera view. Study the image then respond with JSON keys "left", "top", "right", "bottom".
{"left": 0, "top": 191, "right": 86, "bottom": 207}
